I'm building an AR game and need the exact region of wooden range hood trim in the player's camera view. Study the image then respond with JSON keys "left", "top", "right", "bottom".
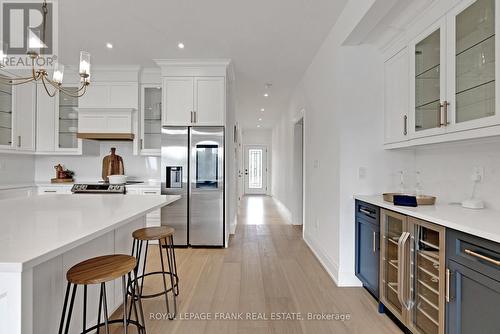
{"left": 77, "top": 133, "right": 135, "bottom": 141}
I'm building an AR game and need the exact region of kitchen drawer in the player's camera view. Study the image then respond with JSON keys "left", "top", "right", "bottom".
{"left": 140, "top": 188, "right": 160, "bottom": 195}
{"left": 38, "top": 186, "right": 72, "bottom": 194}
{"left": 355, "top": 200, "right": 379, "bottom": 223}
{"left": 447, "top": 229, "right": 500, "bottom": 281}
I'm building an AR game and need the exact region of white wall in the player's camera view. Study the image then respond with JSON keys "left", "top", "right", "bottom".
{"left": 414, "top": 138, "right": 500, "bottom": 210}
{"left": 272, "top": 0, "right": 415, "bottom": 286}
{"left": 242, "top": 128, "right": 272, "bottom": 195}
{"left": 0, "top": 154, "right": 36, "bottom": 185}
{"left": 35, "top": 142, "right": 160, "bottom": 182}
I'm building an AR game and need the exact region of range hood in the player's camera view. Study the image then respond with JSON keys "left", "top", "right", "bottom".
{"left": 77, "top": 108, "right": 136, "bottom": 141}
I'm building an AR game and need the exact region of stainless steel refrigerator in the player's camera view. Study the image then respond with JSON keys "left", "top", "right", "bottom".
{"left": 161, "top": 126, "right": 224, "bottom": 247}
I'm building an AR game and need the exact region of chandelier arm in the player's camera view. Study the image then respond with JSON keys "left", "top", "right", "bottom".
{"left": 40, "top": 76, "right": 57, "bottom": 97}
{"left": 59, "top": 83, "right": 87, "bottom": 98}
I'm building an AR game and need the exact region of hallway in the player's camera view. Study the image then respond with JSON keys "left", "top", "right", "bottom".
{"left": 112, "top": 195, "right": 401, "bottom": 334}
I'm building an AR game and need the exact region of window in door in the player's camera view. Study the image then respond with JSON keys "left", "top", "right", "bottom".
{"left": 248, "top": 148, "right": 263, "bottom": 189}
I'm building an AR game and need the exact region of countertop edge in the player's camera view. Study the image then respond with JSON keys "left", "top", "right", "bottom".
{"left": 354, "top": 195, "right": 500, "bottom": 244}
{"left": 0, "top": 195, "right": 180, "bottom": 273}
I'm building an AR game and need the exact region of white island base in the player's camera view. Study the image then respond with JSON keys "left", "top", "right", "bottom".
{"left": 0, "top": 194, "right": 180, "bottom": 334}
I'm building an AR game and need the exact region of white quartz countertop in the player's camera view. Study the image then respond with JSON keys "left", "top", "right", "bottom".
{"left": 0, "top": 194, "right": 179, "bottom": 272}
{"left": 355, "top": 195, "right": 500, "bottom": 244}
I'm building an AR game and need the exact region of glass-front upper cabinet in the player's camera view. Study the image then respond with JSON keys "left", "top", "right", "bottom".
{"left": 410, "top": 18, "right": 447, "bottom": 138}
{"left": 0, "top": 78, "right": 13, "bottom": 148}
{"left": 448, "top": 0, "right": 499, "bottom": 130}
{"left": 141, "top": 85, "right": 162, "bottom": 155}
{"left": 57, "top": 88, "right": 80, "bottom": 150}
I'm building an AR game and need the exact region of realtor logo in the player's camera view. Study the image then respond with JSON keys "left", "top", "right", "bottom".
{"left": 3, "top": 1, "right": 53, "bottom": 54}
{"left": 1, "top": 0, "right": 58, "bottom": 68}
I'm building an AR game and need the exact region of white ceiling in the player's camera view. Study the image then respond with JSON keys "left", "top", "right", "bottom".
{"left": 58, "top": 0, "right": 348, "bottom": 129}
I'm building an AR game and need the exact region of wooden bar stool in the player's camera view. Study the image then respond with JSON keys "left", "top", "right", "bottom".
{"left": 130, "top": 226, "right": 179, "bottom": 320}
{"left": 58, "top": 254, "right": 146, "bottom": 334}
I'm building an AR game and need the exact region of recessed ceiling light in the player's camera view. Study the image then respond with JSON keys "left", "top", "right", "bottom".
{"left": 106, "top": 43, "right": 113, "bottom": 49}
{"left": 258, "top": 118, "right": 262, "bottom": 121}
{"left": 257, "top": 125, "right": 261, "bottom": 128}
{"left": 260, "top": 108, "right": 265, "bottom": 112}
{"left": 263, "top": 93, "right": 269, "bottom": 97}
{"left": 178, "top": 42, "right": 185, "bottom": 49}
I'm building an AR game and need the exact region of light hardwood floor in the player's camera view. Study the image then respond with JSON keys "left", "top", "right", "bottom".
{"left": 111, "top": 195, "right": 402, "bottom": 334}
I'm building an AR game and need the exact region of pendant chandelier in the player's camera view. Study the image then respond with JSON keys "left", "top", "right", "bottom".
{"left": 0, "top": 0, "right": 91, "bottom": 98}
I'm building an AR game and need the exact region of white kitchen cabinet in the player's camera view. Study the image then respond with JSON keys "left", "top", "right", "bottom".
{"left": 37, "top": 185, "right": 72, "bottom": 194}
{"left": 0, "top": 80, "right": 36, "bottom": 152}
{"left": 385, "top": 0, "right": 500, "bottom": 148}
{"left": 140, "top": 188, "right": 161, "bottom": 227}
{"left": 162, "top": 76, "right": 225, "bottom": 126}
{"left": 79, "top": 82, "right": 138, "bottom": 109}
{"left": 140, "top": 84, "right": 162, "bottom": 155}
{"left": 162, "top": 77, "right": 194, "bottom": 125}
{"left": 409, "top": 17, "right": 447, "bottom": 139}
{"left": 36, "top": 85, "right": 83, "bottom": 154}
{"left": 445, "top": 0, "right": 500, "bottom": 132}
{"left": 384, "top": 47, "right": 409, "bottom": 144}
{"left": 194, "top": 77, "right": 225, "bottom": 125}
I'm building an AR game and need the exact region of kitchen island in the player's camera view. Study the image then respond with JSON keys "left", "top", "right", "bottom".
{"left": 0, "top": 194, "right": 180, "bottom": 334}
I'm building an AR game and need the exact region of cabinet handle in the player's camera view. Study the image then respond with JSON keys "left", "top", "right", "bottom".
{"left": 194, "top": 111, "right": 197, "bottom": 123}
{"left": 44, "top": 190, "right": 57, "bottom": 193}
{"left": 440, "top": 101, "right": 450, "bottom": 126}
{"left": 359, "top": 208, "right": 374, "bottom": 215}
{"left": 18, "top": 136, "right": 21, "bottom": 148}
{"left": 464, "top": 249, "right": 500, "bottom": 266}
{"left": 437, "top": 102, "right": 443, "bottom": 127}
{"left": 140, "top": 139, "right": 143, "bottom": 149}
{"left": 143, "top": 191, "right": 158, "bottom": 194}
{"left": 397, "top": 232, "right": 411, "bottom": 310}
{"left": 403, "top": 115, "right": 408, "bottom": 136}
{"left": 372, "top": 231, "right": 376, "bottom": 253}
{"left": 190, "top": 111, "right": 194, "bottom": 123}
{"left": 445, "top": 268, "right": 451, "bottom": 303}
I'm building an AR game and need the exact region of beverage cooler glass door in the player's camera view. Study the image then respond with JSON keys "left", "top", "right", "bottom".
{"left": 161, "top": 126, "right": 189, "bottom": 246}
{"left": 380, "top": 209, "right": 409, "bottom": 323}
{"left": 189, "top": 127, "right": 224, "bottom": 246}
{"left": 408, "top": 218, "right": 445, "bottom": 334}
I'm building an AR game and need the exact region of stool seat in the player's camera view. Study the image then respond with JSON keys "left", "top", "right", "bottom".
{"left": 132, "top": 226, "right": 175, "bottom": 241}
{"left": 67, "top": 255, "right": 136, "bottom": 285}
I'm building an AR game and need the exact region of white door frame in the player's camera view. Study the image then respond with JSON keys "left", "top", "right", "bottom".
{"left": 244, "top": 144, "right": 268, "bottom": 195}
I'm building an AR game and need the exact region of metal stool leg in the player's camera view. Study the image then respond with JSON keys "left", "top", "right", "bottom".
{"left": 170, "top": 235, "right": 179, "bottom": 297}
{"left": 102, "top": 283, "right": 110, "bottom": 334}
{"left": 122, "top": 275, "right": 128, "bottom": 334}
{"left": 158, "top": 239, "right": 172, "bottom": 318}
{"left": 64, "top": 283, "right": 77, "bottom": 334}
{"left": 82, "top": 285, "right": 87, "bottom": 333}
{"left": 165, "top": 237, "right": 177, "bottom": 318}
{"left": 132, "top": 270, "right": 147, "bottom": 334}
{"left": 58, "top": 282, "right": 71, "bottom": 334}
{"left": 96, "top": 284, "right": 103, "bottom": 334}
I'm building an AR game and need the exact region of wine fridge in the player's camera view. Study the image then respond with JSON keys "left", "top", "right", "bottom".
{"left": 380, "top": 209, "right": 446, "bottom": 334}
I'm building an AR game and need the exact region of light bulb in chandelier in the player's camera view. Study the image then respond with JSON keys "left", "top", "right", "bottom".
{"left": 79, "top": 51, "right": 91, "bottom": 79}
{"left": 52, "top": 63, "right": 64, "bottom": 84}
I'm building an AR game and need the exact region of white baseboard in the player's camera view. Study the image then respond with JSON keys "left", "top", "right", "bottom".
{"left": 230, "top": 215, "right": 237, "bottom": 234}
{"left": 303, "top": 232, "right": 339, "bottom": 286}
{"left": 272, "top": 197, "right": 293, "bottom": 224}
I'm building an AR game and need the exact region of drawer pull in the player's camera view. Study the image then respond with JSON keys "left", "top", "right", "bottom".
{"left": 44, "top": 190, "right": 57, "bottom": 193}
{"left": 464, "top": 249, "right": 500, "bottom": 266}
{"left": 143, "top": 191, "right": 159, "bottom": 194}
{"left": 359, "top": 208, "right": 374, "bottom": 216}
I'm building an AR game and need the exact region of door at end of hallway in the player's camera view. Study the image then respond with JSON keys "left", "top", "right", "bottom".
{"left": 244, "top": 145, "right": 268, "bottom": 195}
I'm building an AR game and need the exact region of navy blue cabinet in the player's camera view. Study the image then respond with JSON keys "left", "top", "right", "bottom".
{"left": 446, "top": 229, "right": 500, "bottom": 334}
{"left": 355, "top": 201, "right": 380, "bottom": 299}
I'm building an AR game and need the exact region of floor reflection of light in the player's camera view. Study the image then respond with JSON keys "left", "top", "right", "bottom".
{"left": 245, "top": 196, "right": 265, "bottom": 225}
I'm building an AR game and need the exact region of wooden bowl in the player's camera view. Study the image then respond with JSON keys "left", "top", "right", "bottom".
{"left": 383, "top": 193, "right": 436, "bottom": 205}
